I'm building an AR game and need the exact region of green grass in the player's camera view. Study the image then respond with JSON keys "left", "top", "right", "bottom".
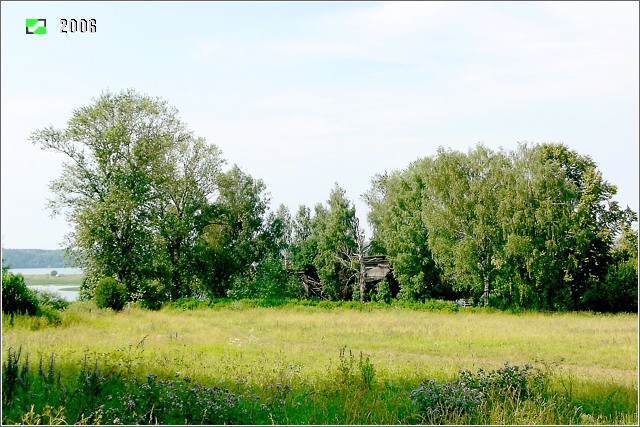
{"left": 21, "top": 274, "right": 84, "bottom": 287}
{"left": 2, "top": 302, "right": 637, "bottom": 424}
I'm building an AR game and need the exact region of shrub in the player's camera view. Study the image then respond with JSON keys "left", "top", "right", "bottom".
{"left": 34, "top": 289, "right": 70, "bottom": 311}
{"left": 375, "top": 278, "right": 393, "bottom": 304}
{"left": 138, "top": 279, "right": 169, "bottom": 310}
{"left": 1, "top": 270, "right": 39, "bottom": 316}
{"left": 227, "top": 258, "right": 302, "bottom": 300}
{"left": 94, "top": 277, "right": 127, "bottom": 311}
{"left": 50, "top": 270, "right": 58, "bottom": 277}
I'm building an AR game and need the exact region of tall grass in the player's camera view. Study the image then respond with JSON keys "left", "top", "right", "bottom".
{"left": 2, "top": 301, "right": 637, "bottom": 424}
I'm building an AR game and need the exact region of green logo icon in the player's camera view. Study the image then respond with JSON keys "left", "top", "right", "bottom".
{"left": 26, "top": 18, "right": 46, "bottom": 34}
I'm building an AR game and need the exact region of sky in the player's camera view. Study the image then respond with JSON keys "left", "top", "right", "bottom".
{"left": 1, "top": 1, "right": 638, "bottom": 250}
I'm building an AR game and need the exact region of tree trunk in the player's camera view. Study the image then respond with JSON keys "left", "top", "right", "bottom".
{"left": 359, "top": 254, "right": 366, "bottom": 304}
{"left": 354, "top": 217, "right": 367, "bottom": 304}
{"left": 483, "top": 272, "right": 490, "bottom": 307}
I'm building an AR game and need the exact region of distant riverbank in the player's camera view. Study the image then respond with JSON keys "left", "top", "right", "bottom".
{"left": 9, "top": 267, "right": 83, "bottom": 275}
{"left": 8, "top": 268, "right": 83, "bottom": 301}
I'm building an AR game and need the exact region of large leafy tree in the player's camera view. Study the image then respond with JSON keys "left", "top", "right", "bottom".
{"left": 310, "top": 184, "right": 359, "bottom": 300}
{"left": 495, "top": 143, "right": 586, "bottom": 309}
{"left": 421, "top": 145, "right": 511, "bottom": 306}
{"left": 539, "top": 144, "right": 634, "bottom": 310}
{"left": 365, "top": 160, "right": 445, "bottom": 301}
{"left": 503, "top": 143, "right": 636, "bottom": 310}
{"left": 30, "top": 89, "right": 223, "bottom": 301}
{"left": 198, "top": 165, "right": 272, "bottom": 297}
{"left": 595, "top": 225, "right": 638, "bottom": 312}
{"left": 150, "top": 136, "right": 224, "bottom": 299}
{"left": 366, "top": 142, "right": 635, "bottom": 310}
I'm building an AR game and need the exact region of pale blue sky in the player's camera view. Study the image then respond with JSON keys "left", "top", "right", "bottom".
{"left": 1, "top": 1, "right": 638, "bottom": 250}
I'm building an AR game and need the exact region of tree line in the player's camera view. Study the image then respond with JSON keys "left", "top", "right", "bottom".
{"left": 29, "top": 89, "right": 638, "bottom": 312}
{"left": 1, "top": 249, "right": 68, "bottom": 269}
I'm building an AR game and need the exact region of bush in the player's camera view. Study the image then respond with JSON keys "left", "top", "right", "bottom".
{"left": 138, "top": 279, "right": 169, "bottom": 310}
{"left": 34, "top": 289, "right": 70, "bottom": 311}
{"left": 2, "top": 270, "right": 39, "bottom": 316}
{"left": 94, "top": 277, "right": 127, "bottom": 311}
{"left": 227, "top": 258, "right": 302, "bottom": 300}
{"left": 50, "top": 270, "right": 58, "bottom": 277}
{"left": 375, "top": 278, "right": 393, "bottom": 303}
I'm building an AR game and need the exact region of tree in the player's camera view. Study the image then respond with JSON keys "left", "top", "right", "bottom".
{"left": 500, "top": 143, "right": 634, "bottom": 310}
{"left": 289, "top": 205, "right": 317, "bottom": 271}
{"left": 342, "top": 217, "right": 369, "bottom": 303}
{"left": 365, "top": 142, "right": 635, "bottom": 310}
{"left": 271, "top": 204, "right": 294, "bottom": 268}
{"left": 30, "top": 89, "right": 223, "bottom": 301}
{"left": 311, "top": 184, "right": 359, "bottom": 300}
{"left": 199, "top": 165, "right": 272, "bottom": 297}
{"left": 149, "top": 136, "right": 224, "bottom": 299}
{"left": 365, "top": 161, "right": 445, "bottom": 301}
{"left": 422, "top": 145, "right": 510, "bottom": 307}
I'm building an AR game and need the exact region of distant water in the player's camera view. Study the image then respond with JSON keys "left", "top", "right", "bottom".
{"left": 8, "top": 267, "right": 83, "bottom": 301}
{"left": 28, "top": 285, "right": 80, "bottom": 302}
{"left": 9, "top": 267, "right": 84, "bottom": 275}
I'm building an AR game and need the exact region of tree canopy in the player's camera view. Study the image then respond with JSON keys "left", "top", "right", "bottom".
{"left": 30, "top": 90, "right": 637, "bottom": 312}
{"left": 365, "top": 143, "right": 637, "bottom": 311}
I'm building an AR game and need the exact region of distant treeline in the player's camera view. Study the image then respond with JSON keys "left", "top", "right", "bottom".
{"left": 2, "top": 249, "right": 71, "bottom": 268}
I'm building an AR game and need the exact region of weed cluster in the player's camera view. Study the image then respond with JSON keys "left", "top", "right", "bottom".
{"left": 331, "top": 346, "right": 377, "bottom": 390}
{"left": 2, "top": 347, "right": 289, "bottom": 425}
{"left": 409, "top": 362, "right": 571, "bottom": 424}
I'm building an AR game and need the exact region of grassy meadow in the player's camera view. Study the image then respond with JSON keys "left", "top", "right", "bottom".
{"left": 2, "top": 302, "right": 638, "bottom": 424}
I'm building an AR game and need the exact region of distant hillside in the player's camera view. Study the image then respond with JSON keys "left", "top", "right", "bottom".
{"left": 2, "top": 249, "right": 71, "bottom": 268}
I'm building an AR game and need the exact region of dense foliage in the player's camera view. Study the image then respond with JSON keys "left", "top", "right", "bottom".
{"left": 31, "top": 90, "right": 637, "bottom": 312}
{"left": 1, "top": 265, "right": 70, "bottom": 325}
{"left": 93, "top": 278, "right": 127, "bottom": 311}
{"left": 1, "top": 269, "right": 39, "bottom": 317}
{"left": 365, "top": 143, "right": 637, "bottom": 312}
